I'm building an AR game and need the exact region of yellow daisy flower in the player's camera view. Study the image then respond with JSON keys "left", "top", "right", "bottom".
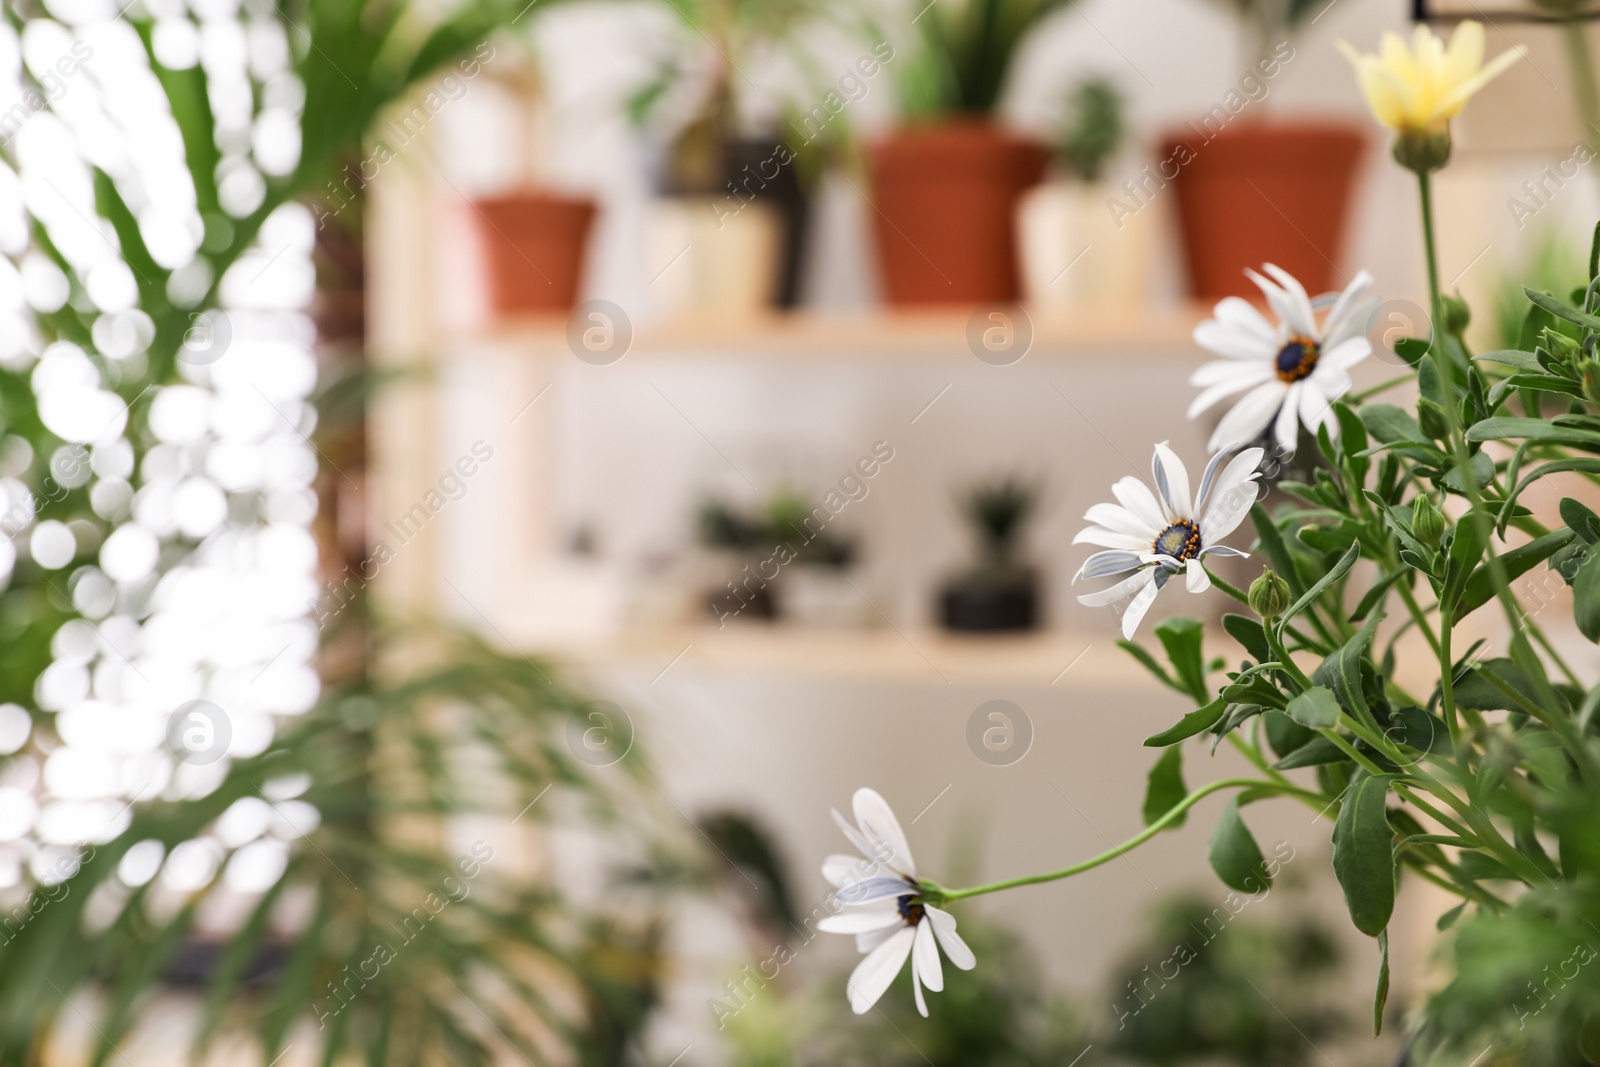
{"left": 1338, "top": 21, "right": 1525, "bottom": 137}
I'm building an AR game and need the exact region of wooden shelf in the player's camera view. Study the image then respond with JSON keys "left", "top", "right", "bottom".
{"left": 456, "top": 305, "right": 1211, "bottom": 359}
{"left": 500, "top": 622, "right": 1139, "bottom": 689}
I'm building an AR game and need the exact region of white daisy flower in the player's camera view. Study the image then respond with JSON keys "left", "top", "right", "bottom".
{"left": 818, "top": 788, "right": 976, "bottom": 1017}
{"left": 1073, "top": 443, "right": 1264, "bottom": 639}
{"left": 1189, "top": 264, "right": 1376, "bottom": 454}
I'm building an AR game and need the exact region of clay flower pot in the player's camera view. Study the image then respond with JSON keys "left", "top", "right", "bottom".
{"left": 870, "top": 121, "right": 1049, "bottom": 305}
{"left": 472, "top": 191, "right": 597, "bottom": 315}
{"left": 1160, "top": 122, "right": 1365, "bottom": 301}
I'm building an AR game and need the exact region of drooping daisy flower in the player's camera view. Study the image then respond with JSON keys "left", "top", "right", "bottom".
{"left": 1073, "top": 443, "right": 1263, "bottom": 639}
{"left": 1189, "top": 264, "right": 1375, "bottom": 454}
{"left": 1338, "top": 21, "right": 1524, "bottom": 137}
{"left": 818, "top": 788, "right": 975, "bottom": 1017}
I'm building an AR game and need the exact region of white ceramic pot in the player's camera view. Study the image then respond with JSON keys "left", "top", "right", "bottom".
{"left": 647, "top": 197, "right": 781, "bottom": 319}
{"left": 1018, "top": 178, "right": 1155, "bottom": 311}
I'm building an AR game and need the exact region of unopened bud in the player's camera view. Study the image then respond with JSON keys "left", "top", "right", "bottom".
{"left": 1412, "top": 494, "right": 1445, "bottom": 549}
{"left": 1248, "top": 567, "right": 1292, "bottom": 620}
{"left": 1417, "top": 397, "right": 1450, "bottom": 441}
{"left": 1392, "top": 127, "right": 1452, "bottom": 174}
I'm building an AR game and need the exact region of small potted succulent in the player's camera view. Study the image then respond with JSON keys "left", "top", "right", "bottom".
{"left": 1019, "top": 76, "right": 1152, "bottom": 311}
{"left": 696, "top": 492, "right": 861, "bottom": 626}
{"left": 938, "top": 476, "right": 1041, "bottom": 632}
{"left": 871, "top": 0, "right": 1059, "bottom": 305}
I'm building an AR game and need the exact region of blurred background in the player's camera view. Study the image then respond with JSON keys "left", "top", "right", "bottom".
{"left": 0, "top": 0, "right": 1595, "bottom": 1063}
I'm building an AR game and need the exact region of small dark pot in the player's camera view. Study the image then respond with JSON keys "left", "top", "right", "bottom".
{"left": 939, "top": 575, "right": 1040, "bottom": 633}
{"left": 723, "top": 138, "right": 811, "bottom": 308}
{"left": 708, "top": 584, "right": 777, "bottom": 624}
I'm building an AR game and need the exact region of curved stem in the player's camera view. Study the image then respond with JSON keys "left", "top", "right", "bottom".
{"left": 1349, "top": 373, "right": 1417, "bottom": 404}
{"left": 934, "top": 778, "right": 1310, "bottom": 903}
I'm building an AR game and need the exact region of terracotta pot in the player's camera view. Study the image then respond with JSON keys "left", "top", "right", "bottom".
{"left": 870, "top": 121, "right": 1049, "bottom": 305}
{"left": 1161, "top": 122, "right": 1365, "bottom": 301}
{"left": 472, "top": 192, "right": 597, "bottom": 315}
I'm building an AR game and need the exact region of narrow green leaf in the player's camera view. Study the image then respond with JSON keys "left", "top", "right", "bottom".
{"left": 1474, "top": 349, "right": 1544, "bottom": 372}
{"left": 1272, "top": 735, "right": 1349, "bottom": 770}
{"left": 1310, "top": 610, "right": 1384, "bottom": 725}
{"left": 1575, "top": 552, "right": 1600, "bottom": 642}
{"left": 1525, "top": 286, "right": 1600, "bottom": 332}
{"left": 1262, "top": 709, "right": 1315, "bottom": 759}
{"left": 1457, "top": 527, "right": 1575, "bottom": 617}
{"left": 1142, "top": 745, "right": 1187, "bottom": 828}
{"left": 1277, "top": 541, "right": 1360, "bottom": 633}
{"left": 1251, "top": 503, "right": 1306, "bottom": 596}
{"left": 1332, "top": 772, "right": 1396, "bottom": 937}
{"left": 1144, "top": 697, "right": 1226, "bottom": 747}
{"left": 1208, "top": 799, "right": 1270, "bottom": 893}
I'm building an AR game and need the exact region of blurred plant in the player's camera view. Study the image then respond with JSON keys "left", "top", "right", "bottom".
{"left": 1105, "top": 892, "right": 1348, "bottom": 1067}
{"left": 895, "top": 0, "right": 1068, "bottom": 117}
{"left": 1056, "top": 77, "right": 1126, "bottom": 183}
{"left": 958, "top": 475, "right": 1039, "bottom": 574}
{"left": 1201, "top": 0, "right": 1324, "bottom": 60}
{"left": 698, "top": 492, "right": 855, "bottom": 568}
{"left": 804, "top": 919, "right": 1086, "bottom": 1067}
{"left": 1489, "top": 228, "right": 1586, "bottom": 351}
{"left": 0, "top": 627, "right": 677, "bottom": 1065}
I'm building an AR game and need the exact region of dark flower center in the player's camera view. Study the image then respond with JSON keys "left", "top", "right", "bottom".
{"left": 1154, "top": 520, "right": 1202, "bottom": 561}
{"left": 1275, "top": 336, "right": 1319, "bottom": 383}
{"left": 897, "top": 895, "right": 925, "bottom": 925}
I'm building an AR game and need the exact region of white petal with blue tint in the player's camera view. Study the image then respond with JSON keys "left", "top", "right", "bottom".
{"left": 847, "top": 925, "right": 917, "bottom": 1014}
{"left": 925, "top": 906, "right": 976, "bottom": 970}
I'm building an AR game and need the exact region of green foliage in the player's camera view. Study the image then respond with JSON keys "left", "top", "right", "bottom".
{"left": 1105, "top": 891, "right": 1347, "bottom": 1067}
{"left": 896, "top": 0, "right": 1068, "bottom": 116}
{"left": 1113, "top": 223, "right": 1600, "bottom": 1061}
{"left": 1055, "top": 76, "right": 1125, "bottom": 181}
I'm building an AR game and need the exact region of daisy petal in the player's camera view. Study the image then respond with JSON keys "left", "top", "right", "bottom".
{"left": 1261, "top": 264, "right": 1318, "bottom": 337}
{"left": 1212, "top": 296, "right": 1279, "bottom": 345}
{"left": 915, "top": 918, "right": 944, "bottom": 991}
{"left": 835, "top": 876, "right": 914, "bottom": 906}
{"left": 924, "top": 906, "right": 976, "bottom": 970}
{"left": 1075, "top": 550, "right": 1146, "bottom": 582}
{"left": 1185, "top": 557, "right": 1211, "bottom": 594}
{"left": 1200, "top": 448, "right": 1264, "bottom": 540}
{"left": 1320, "top": 270, "right": 1374, "bottom": 347}
{"left": 1274, "top": 382, "right": 1302, "bottom": 452}
{"left": 853, "top": 788, "right": 916, "bottom": 878}
{"left": 847, "top": 925, "right": 916, "bottom": 1014}
{"left": 1072, "top": 525, "right": 1150, "bottom": 550}
{"left": 1189, "top": 363, "right": 1274, "bottom": 418}
{"left": 1194, "top": 319, "right": 1276, "bottom": 361}
{"left": 1247, "top": 267, "right": 1311, "bottom": 338}
{"left": 1300, "top": 379, "right": 1336, "bottom": 436}
{"left": 858, "top": 925, "right": 901, "bottom": 953}
{"left": 1120, "top": 574, "right": 1162, "bottom": 639}
{"left": 1194, "top": 448, "right": 1230, "bottom": 516}
{"left": 1152, "top": 442, "right": 1193, "bottom": 518}
{"left": 819, "top": 908, "right": 904, "bottom": 934}
{"left": 1201, "top": 544, "right": 1250, "bottom": 559}
{"left": 1083, "top": 502, "right": 1156, "bottom": 538}
{"left": 1111, "top": 476, "right": 1168, "bottom": 530}
{"left": 1208, "top": 380, "right": 1286, "bottom": 453}
{"left": 912, "top": 956, "right": 928, "bottom": 1017}
{"left": 1077, "top": 567, "right": 1154, "bottom": 608}
{"left": 823, "top": 853, "right": 879, "bottom": 888}
{"left": 833, "top": 808, "right": 880, "bottom": 863}
{"left": 1315, "top": 336, "right": 1371, "bottom": 378}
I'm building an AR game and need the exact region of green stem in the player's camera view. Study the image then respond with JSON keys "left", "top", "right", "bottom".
{"left": 1349, "top": 373, "right": 1418, "bottom": 404}
{"left": 934, "top": 778, "right": 1313, "bottom": 903}
{"left": 1562, "top": 18, "right": 1600, "bottom": 158}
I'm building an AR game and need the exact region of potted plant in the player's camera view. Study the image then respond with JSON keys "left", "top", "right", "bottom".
{"left": 1018, "top": 76, "right": 1153, "bottom": 311}
{"left": 470, "top": 66, "right": 601, "bottom": 315}
{"left": 696, "top": 492, "right": 861, "bottom": 626}
{"left": 938, "top": 477, "right": 1041, "bottom": 632}
{"left": 1156, "top": 0, "right": 1364, "bottom": 300}
{"left": 629, "top": 0, "right": 845, "bottom": 316}
{"left": 871, "top": 0, "right": 1059, "bottom": 305}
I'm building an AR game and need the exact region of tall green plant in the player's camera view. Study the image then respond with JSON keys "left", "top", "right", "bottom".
{"left": 896, "top": 0, "right": 1066, "bottom": 116}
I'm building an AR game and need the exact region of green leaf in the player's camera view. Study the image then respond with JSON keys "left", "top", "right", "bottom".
{"left": 1154, "top": 617, "right": 1207, "bottom": 702}
{"left": 1466, "top": 416, "right": 1600, "bottom": 449}
{"left": 1310, "top": 609, "right": 1384, "bottom": 726}
{"left": 1272, "top": 735, "right": 1350, "bottom": 770}
{"left": 1222, "top": 613, "right": 1269, "bottom": 663}
{"left": 1474, "top": 349, "right": 1544, "bottom": 373}
{"left": 1208, "top": 798, "right": 1270, "bottom": 893}
{"left": 1388, "top": 705, "right": 1452, "bottom": 756}
{"left": 1441, "top": 512, "right": 1489, "bottom": 615}
{"left": 1562, "top": 498, "right": 1600, "bottom": 543}
{"left": 1285, "top": 685, "right": 1342, "bottom": 729}
{"left": 1373, "top": 929, "right": 1390, "bottom": 1036}
{"left": 1575, "top": 551, "right": 1600, "bottom": 642}
{"left": 1456, "top": 527, "right": 1576, "bottom": 618}
{"left": 1441, "top": 451, "right": 1494, "bottom": 493}
{"left": 1142, "top": 745, "right": 1187, "bottom": 828}
{"left": 1351, "top": 568, "right": 1405, "bottom": 622}
{"left": 1525, "top": 286, "right": 1600, "bottom": 332}
{"left": 1262, "top": 709, "right": 1315, "bottom": 759}
{"left": 1332, "top": 771, "right": 1396, "bottom": 937}
{"left": 1360, "top": 403, "right": 1428, "bottom": 444}
{"left": 1277, "top": 542, "right": 1360, "bottom": 633}
{"left": 1117, "top": 639, "right": 1179, "bottom": 693}
{"left": 1145, "top": 698, "right": 1227, "bottom": 747}
{"left": 1250, "top": 503, "right": 1306, "bottom": 596}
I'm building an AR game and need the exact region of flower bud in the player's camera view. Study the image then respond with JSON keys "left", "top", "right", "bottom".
{"left": 1412, "top": 494, "right": 1445, "bottom": 549}
{"left": 1442, "top": 294, "right": 1470, "bottom": 336}
{"left": 1248, "top": 567, "right": 1292, "bottom": 620}
{"left": 1417, "top": 397, "right": 1451, "bottom": 441}
{"left": 1582, "top": 359, "right": 1600, "bottom": 407}
{"left": 1392, "top": 127, "right": 1452, "bottom": 173}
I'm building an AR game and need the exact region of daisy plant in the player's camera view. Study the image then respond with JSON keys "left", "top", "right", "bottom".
{"left": 829, "top": 20, "right": 1600, "bottom": 1063}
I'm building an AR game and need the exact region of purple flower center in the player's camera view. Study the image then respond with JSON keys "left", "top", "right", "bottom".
{"left": 897, "top": 895, "right": 925, "bottom": 925}
{"left": 1154, "top": 520, "right": 1202, "bottom": 562}
{"left": 1276, "top": 336, "right": 1319, "bottom": 383}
